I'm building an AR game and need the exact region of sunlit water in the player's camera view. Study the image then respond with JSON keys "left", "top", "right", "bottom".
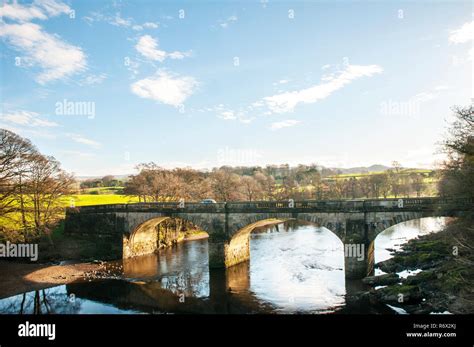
{"left": 0, "top": 218, "right": 448, "bottom": 314}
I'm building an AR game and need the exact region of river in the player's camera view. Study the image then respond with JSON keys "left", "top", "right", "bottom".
{"left": 0, "top": 217, "right": 447, "bottom": 314}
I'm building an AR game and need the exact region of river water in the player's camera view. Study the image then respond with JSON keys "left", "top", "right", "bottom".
{"left": 0, "top": 218, "right": 447, "bottom": 314}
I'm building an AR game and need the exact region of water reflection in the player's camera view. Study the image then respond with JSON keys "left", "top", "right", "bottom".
{"left": 0, "top": 217, "right": 448, "bottom": 314}
{"left": 375, "top": 217, "right": 448, "bottom": 263}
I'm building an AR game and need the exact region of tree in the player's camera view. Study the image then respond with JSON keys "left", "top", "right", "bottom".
{"left": 377, "top": 173, "right": 391, "bottom": 198}
{"left": 101, "top": 175, "right": 116, "bottom": 187}
{"left": 254, "top": 172, "right": 276, "bottom": 200}
{"left": 240, "top": 175, "right": 263, "bottom": 201}
{"left": 210, "top": 169, "right": 242, "bottom": 201}
{"left": 438, "top": 105, "right": 474, "bottom": 202}
{"left": 278, "top": 174, "right": 298, "bottom": 200}
{"left": 410, "top": 173, "right": 425, "bottom": 197}
{"left": 0, "top": 129, "right": 37, "bottom": 219}
{"left": 21, "top": 155, "right": 74, "bottom": 237}
{"left": 359, "top": 177, "right": 372, "bottom": 198}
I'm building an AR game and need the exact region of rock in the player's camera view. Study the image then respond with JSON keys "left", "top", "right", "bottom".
{"left": 376, "top": 285, "right": 423, "bottom": 305}
{"left": 404, "top": 270, "right": 436, "bottom": 285}
{"left": 377, "top": 258, "right": 404, "bottom": 273}
{"left": 363, "top": 273, "right": 400, "bottom": 286}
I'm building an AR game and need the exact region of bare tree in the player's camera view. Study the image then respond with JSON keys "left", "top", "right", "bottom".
{"left": 240, "top": 175, "right": 263, "bottom": 201}
{"left": 438, "top": 105, "right": 474, "bottom": 202}
{"left": 254, "top": 172, "right": 276, "bottom": 200}
{"left": 210, "top": 169, "right": 242, "bottom": 201}
{"left": 20, "top": 155, "right": 74, "bottom": 238}
{"left": 0, "top": 129, "right": 37, "bottom": 219}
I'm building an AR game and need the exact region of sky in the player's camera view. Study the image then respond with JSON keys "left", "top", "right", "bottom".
{"left": 0, "top": 0, "right": 472, "bottom": 177}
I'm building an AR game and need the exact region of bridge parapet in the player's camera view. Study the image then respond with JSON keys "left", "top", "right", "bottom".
{"left": 66, "top": 197, "right": 472, "bottom": 214}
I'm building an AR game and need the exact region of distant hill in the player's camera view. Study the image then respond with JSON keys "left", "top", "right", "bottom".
{"left": 76, "top": 174, "right": 131, "bottom": 181}
{"left": 333, "top": 165, "right": 391, "bottom": 175}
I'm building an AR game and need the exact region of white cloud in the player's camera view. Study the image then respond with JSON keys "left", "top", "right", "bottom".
{"left": 67, "top": 134, "right": 101, "bottom": 148}
{"left": 125, "top": 58, "right": 140, "bottom": 79}
{"left": 0, "top": 110, "right": 58, "bottom": 127}
{"left": 110, "top": 12, "right": 132, "bottom": 27}
{"left": 132, "top": 22, "right": 159, "bottom": 31}
{"left": 0, "top": 1, "right": 86, "bottom": 84}
{"left": 130, "top": 70, "right": 198, "bottom": 107}
{"left": 411, "top": 85, "right": 452, "bottom": 104}
{"left": 0, "top": 0, "right": 71, "bottom": 22}
{"left": 212, "top": 104, "right": 254, "bottom": 123}
{"left": 0, "top": 2, "right": 47, "bottom": 21}
{"left": 273, "top": 79, "right": 289, "bottom": 86}
{"left": 0, "top": 22, "right": 87, "bottom": 84}
{"left": 219, "top": 15, "right": 238, "bottom": 28}
{"left": 143, "top": 22, "right": 159, "bottom": 29}
{"left": 449, "top": 21, "right": 474, "bottom": 61}
{"left": 135, "top": 35, "right": 190, "bottom": 62}
{"left": 168, "top": 51, "right": 188, "bottom": 59}
{"left": 270, "top": 119, "right": 301, "bottom": 131}
{"left": 449, "top": 21, "right": 474, "bottom": 44}
{"left": 34, "top": 0, "right": 71, "bottom": 17}
{"left": 83, "top": 11, "right": 159, "bottom": 32}
{"left": 219, "top": 110, "right": 237, "bottom": 120}
{"left": 263, "top": 64, "right": 383, "bottom": 113}
{"left": 81, "top": 73, "right": 107, "bottom": 86}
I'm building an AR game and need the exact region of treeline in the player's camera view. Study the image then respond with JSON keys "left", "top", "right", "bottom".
{"left": 438, "top": 105, "right": 474, "bottom": 207}
{"left": 79, "top": 175, "right": 124, "bottom": 189}
{"left": 0, "top": 129, "right": 74, "bottom": 241}
{"left": 124, "top": 162, "right": 434, "bottom": 202}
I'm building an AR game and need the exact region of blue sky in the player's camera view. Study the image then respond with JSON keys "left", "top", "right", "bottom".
{"left": 0, "top": 0, "right": 472, "bottom": 176}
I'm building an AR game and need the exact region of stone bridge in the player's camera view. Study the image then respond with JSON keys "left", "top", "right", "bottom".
{"left": 64, "top": 197, "right": 471, "bottom": 279}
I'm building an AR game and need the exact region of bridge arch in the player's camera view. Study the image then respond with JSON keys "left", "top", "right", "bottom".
{"left": 365, "top": 211, "right": 455, "bottom": 243}
{"left": 373, "top": 216, "right": 452, "bottom": 264}
{"left": 223, "top": 214, "right": 349, "bottom": 271}
{"left": 124, "top": 216, "right": 210, "bottom": 259}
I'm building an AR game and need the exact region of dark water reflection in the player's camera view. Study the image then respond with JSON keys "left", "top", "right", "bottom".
{"left": 0, "top": 218, "right": 447, "bottom": 314}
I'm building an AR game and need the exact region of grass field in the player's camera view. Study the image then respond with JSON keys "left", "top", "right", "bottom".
{"left": 80, "top": 187, "right": 125, "bottom": 195}
{"left": 67, "top": 194, "right": 139, "bottom": 206}
{"left": 326, "top": 169, "right": 435, "bottom": 180}
{"left": 0, "top": 193, "right": 139, "bottom": 236}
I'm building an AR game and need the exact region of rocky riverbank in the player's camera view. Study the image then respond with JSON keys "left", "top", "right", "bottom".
{"left": 362, "top": 220, "right": 473, "bottom": 314}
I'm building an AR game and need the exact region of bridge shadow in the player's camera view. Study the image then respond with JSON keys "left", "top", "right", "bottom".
{"left": 66, "top": 263, "right": 275, "bottom": 314}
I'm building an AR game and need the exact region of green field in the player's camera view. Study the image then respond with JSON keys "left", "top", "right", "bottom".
{"left": 0, "top": 192, "right": 139, "bottom": 235}
{"left": 67, "top": 194, "right": 139, "bottom": 206}
{"left": 326, "top": 169, "right": 435, "bottom": 180}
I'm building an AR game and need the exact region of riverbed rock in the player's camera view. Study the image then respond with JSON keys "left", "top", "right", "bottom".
{"left": 362, "top": 273, "right": 400, "bottom": 286}
{"left": 403, "top": 270, "right": 436, "bottom": 285}
{"left": 377, "top": 258, "right": 404, "bottom": 273}
{"left": 375, "top": 284, "right": 423, "bottom": 305}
